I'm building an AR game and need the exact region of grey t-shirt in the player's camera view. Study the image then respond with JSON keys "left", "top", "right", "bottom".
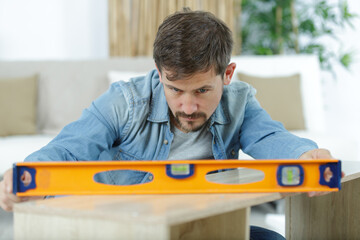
{"left": 168, "top": 123, "right": 214, "bottom": 160}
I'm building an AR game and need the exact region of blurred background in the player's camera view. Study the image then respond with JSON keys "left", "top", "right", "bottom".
{"left": 1, "top": 0, "right": 359, "bottom": 136}
{"left": 1, "top": 0, "right": 360, "bottom": 238}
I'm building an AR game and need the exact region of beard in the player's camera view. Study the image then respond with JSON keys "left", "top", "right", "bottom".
{"left": 171, "top": 110, "right": 208, "bottom": 133}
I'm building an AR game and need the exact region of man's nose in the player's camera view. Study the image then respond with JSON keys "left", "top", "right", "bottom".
{"left": 181, "top": 94, "right": 198, "bottom": 115}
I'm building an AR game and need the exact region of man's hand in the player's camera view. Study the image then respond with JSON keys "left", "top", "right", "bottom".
{"left": 299, "top": 148, "right": 345, "bottom": 197}
{"left": 0, "top": 168, "right": 43, "bottom": 211}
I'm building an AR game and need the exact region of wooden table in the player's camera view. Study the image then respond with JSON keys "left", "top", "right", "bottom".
{"left": 285, "top": 161, "right": 360, "bottom": 239}
{"left": 13, "top": 161, "right": 360, "bottom": 240}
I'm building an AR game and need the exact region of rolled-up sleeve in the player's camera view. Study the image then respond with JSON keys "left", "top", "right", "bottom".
{"left": 239, "top": 89, "right": 318, "bottom": 159}
{"left": 24, "top": 83, "right": 130, "bottom": 162}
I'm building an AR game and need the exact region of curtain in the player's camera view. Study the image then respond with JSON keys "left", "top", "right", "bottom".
{"left": 108, "top": 0, "right": 241, "bottom": 56}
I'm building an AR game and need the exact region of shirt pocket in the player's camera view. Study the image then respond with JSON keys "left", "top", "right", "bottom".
{"left": 114, "top": 148, "right": 141, "bottom": 160}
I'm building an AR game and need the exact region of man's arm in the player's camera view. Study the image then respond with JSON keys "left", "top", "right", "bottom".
{"left": 238, "top": 88, "right": 344, "bottom": 196}
{"left": 0, "top": 84, "right": 130, "bottom": 211}
{"left": 24, "top": 83, "right": 128, "bottom": 162}
{"left": 0, "top": 105, "right": 118, "bottom": 211}
{"left": 239, "top": 89, "right": 318, "bottom": 159}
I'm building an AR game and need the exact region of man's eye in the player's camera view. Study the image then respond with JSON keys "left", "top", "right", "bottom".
{"left": 197, "top": 89, "right": 208, "bottom": 94}
{"left": 172, "top": 87, "right": 181, "bottom": 92}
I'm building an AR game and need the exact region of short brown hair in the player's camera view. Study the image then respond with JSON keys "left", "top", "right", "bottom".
{"left": 153, "top": 9, "right": 233, "bottom": 80}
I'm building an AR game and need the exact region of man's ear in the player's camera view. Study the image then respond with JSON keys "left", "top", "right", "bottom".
{"left": 155, "top": 64, "right": 162, "bottom": 82}
{"left": 223, "top": 62, "right": 236, "bottom": 85}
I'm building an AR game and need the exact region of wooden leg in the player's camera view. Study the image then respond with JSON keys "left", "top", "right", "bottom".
{"left": 14, "top": 207, "right": 250, "bottom": 240}
{"left": 14, "top": 212, "right": 169, "bottom": 240}
{"left": 170, "top": 207, "right": 250, "bottom": 240}
{"left": 285, "top": 176, "right": 360, "bottom": 240}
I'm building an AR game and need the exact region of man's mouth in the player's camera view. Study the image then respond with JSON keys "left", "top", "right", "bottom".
{"left": 176, "top": 112, "right": 206, "bottom": 121}
{"left": 182, "top": 116, "right": 197, "bottom": 121}
{"left": 171, "top": 110, "right": 208, "bottom": 132}
{"left": 180, "top": 115, "right": 199, "bottom": 120}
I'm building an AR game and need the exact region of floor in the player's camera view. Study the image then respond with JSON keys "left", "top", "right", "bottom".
{"left": 250, "top": 200, "right": 286, "bottom": 237}
{"left": 0, "top": 208, "right": 13, "bottom": 240}
{"left": 0, "top": 173, "right": 13, "bottom": 240}
{"left": 0, "top": 201, "right": 285, "bottom": 240}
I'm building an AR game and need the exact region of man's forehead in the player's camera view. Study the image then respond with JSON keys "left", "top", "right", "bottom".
{"left": 162, "top": 69, "right": 220, "bottom": 82}
{"left": 162, "top": 75, "right": 222, "bottom": 93}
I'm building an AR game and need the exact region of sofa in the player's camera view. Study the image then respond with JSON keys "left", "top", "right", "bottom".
{"left": 1, "top": 55, "right": 358, "bottom": 175}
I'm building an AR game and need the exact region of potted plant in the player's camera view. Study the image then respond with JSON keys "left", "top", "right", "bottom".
{"left": 239, "top": 0, "right": 357, "bottom": 72}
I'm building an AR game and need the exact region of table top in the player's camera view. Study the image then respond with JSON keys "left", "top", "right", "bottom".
{"left": 341, "top": 163, "right": 360, "bottom": 186}
{"left": 14, "top": 161, "right": 360, "bottom": 226}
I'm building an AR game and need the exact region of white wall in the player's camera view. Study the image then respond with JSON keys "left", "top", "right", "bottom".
{"left": 0, "top": 0, "right": 108, "bottom": 60}
{"left": 320, "top": 0, "right": 360, "bottom": 139}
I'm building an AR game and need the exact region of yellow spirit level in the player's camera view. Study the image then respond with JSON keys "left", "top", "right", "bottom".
{"left": 13, "top": 159, "right": 341, "bottom": 196}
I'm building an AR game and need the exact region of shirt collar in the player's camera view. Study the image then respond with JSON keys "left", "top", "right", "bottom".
{"left": 210, "top": 97, "right": 230, "bottom": 125}
{"left": 147, "top": 72, "right": 170, "bottom": 123}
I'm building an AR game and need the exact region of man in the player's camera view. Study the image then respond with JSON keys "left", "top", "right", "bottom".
{"left": 0, "top": 9, "right": 337, "bottom": 239}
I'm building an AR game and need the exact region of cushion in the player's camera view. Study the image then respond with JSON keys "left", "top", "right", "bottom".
{"left": 0, "top": 75, "right": 38, "bottom": 136}
{"left": 237, "top": 72, "right": 305, "bottom": 130}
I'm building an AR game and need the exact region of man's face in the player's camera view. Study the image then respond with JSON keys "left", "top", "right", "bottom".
{"left": 158, "top": 64, "right": 235, "bottom": 133}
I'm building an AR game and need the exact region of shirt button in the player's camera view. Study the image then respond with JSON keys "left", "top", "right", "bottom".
{"left": 163, "top": 139, "right": 168, "bottom": 145}
{"left": 231, "top": 150, "right": 236, "bottom": 156}
{"left": 148, "top": 175, "right": 153, "bottom": 181}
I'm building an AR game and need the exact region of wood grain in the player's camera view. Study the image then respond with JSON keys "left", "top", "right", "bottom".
{"left": 170, "top": 207, "right": 250, "bottom": 240}
{"left": 15, "top": 212, "right": 169, "bottom": 240}
{"left": 286, "top": 171, "right": 360, "bottom": 240}
{"left": 14, "top": 193, "right": 276, "bottom": 239}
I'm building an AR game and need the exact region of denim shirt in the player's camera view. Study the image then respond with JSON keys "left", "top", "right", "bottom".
{"left": 25, "top": 69, "right": 317, "bottom": 185}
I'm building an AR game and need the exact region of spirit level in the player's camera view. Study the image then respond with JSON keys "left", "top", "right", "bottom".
{"left": 13, "top": 159, "right": 341, "bottom": 196}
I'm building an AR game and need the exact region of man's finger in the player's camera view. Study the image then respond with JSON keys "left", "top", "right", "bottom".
{"left": 310, "top": 148, "right": 333, "bottom": 159}
{"left": 6, "top": 193, "right": 23, "bottom": 203}
{"left": 21, "top": 170, "right": 32, "bottom": 187}
{"left": 0, "top": 193, "right": 20, "bottom": 212}
{"left": 299, "top": 148, "right": 334, "bottom": 160}
{"left": 3, "top": 170, "right": 13, "bottom": 193}
{"left": 0, "top": 201, "right": 12, "bottom": 212}
{"left": 323, "top": 167, "right": 333, "bottom": 182}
